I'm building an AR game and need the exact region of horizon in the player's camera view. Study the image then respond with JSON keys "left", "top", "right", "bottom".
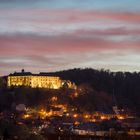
{"left": 0, "top": 0, "right": 140, "bottom": 75}
{"left": 1, "top": 67, "right": 140, "bottom": 77}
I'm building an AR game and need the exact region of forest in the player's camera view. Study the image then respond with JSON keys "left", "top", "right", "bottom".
{"left": 48, "top": 68, "right": 140, "bottom": 116}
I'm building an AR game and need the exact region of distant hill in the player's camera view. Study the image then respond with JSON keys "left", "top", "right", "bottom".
{"left": 47, "top": 68, "right": 140, "bottom": 115}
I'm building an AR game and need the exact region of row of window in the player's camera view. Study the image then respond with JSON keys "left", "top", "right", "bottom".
{"left": 9, "top": 78, "right": 60, "bottom": 82}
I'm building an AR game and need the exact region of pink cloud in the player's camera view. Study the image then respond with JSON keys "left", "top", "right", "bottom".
{"left": 0, "top": 9, "right": 140, "bottom": 74}
{"left": 0, "top": 34, "right": 140, "bottom": 58}
{"left": 0, "top": 9, "right": 140, "bottom": 36}
{"left": 74, "top": 27, "right": 140, "bottom": 36}
{"left": 1, "top": 9, "right": 140, "bottom": 23}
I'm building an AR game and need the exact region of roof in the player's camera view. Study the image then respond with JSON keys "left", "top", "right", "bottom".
{"left": 9, "top": 72, "right": 32, "bottom": 76}
{"left": 8, "top": 70, "right": 59, "bottom": 77}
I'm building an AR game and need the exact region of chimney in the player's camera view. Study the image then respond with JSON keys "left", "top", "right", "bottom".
{"left": 21, "top": 69, "right": 25, "bottom": 73}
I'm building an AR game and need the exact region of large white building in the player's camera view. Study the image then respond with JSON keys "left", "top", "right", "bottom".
{"left": 8, "top": 69, "right": 76, "bottom": 89}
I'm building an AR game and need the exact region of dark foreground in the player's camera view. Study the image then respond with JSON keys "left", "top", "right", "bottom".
{"left": 42, "top": 134, "right": 140, "bottom": 140}
{"left": 1, "top": 134, "right": 140, "bottom": 140}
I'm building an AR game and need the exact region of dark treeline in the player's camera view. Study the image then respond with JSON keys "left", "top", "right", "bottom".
{"left": 47, "top": 68, "right": 140, "bottom": 115}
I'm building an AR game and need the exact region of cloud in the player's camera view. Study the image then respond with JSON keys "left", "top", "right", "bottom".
{"left": 0, "top": 9, "right": 140, "bottom": 74}
{"left": 0, "top": 33, "right": 140, "bottom": 74}
{"left": 0, "top": 9, "right": 140, "bottom": 35}
{"left": 0, "top": 33, "right": 139, "bottom": 57}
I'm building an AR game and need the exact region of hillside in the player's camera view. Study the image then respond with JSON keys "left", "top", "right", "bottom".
{"left": 0, "top": 68, "right": 140, "bottom": 116}
{"left": 47, "top": 68, "right": 140, "bottom": 115}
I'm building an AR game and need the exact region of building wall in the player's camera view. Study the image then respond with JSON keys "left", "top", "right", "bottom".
{"left": 30, "top": 76, "right": 62, "bottom": 89}
{"left": 62, "top": 80, "right": 77, "bottom": 89}
{"left": 8, "top": 75, "right": 77, "bottom": 89}
{"left": 8, "top": 75, "right": 62, "bottom": 89}
{"left": 8, "top": 76, "right": 32, "bottom": 87}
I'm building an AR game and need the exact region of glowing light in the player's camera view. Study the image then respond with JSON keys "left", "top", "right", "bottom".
{"left": 74, "top": 121, "right": 80, "bottom": 125}
{"left": 84, "top": 114, "right": 90, "bottom": 119}
{"left": 22, "top": 114, "right": 31, "bottom": 119}
{"left": 53, "top": 104, "right": 67, "bottom": 112}
{"left": 101, "top": 116, "right": 106, "bottom": 120}
{"left": 51, "top": 96, "right": 58, "bottom": 102}
{"left": 39, "top": 109, "right": 48, "bottom": 119}
{"left": 117, "top": 115, "right": 125, "bottom": 120}
{"left": 66, "top": 113, "right": 70, "bottom": 116}
{"left": 17, "top": 122, "right": 24, "bottom": 125}
{"left": 73, "top": 114, "right": 78, "bottom": 118}
{"left": 74, "top": 92, "right": 79, "bottom": 97}
{"left": 92, "top": 119, "right": 96, "bottom": 122}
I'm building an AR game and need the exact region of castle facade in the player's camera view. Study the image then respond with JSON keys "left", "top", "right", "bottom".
{"left": 8, "top": 70, "right": 76, "bottom": 89}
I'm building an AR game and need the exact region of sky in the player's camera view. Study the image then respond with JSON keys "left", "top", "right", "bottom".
{"left": 0, "top": 0, "right": 140, "bottom": 75}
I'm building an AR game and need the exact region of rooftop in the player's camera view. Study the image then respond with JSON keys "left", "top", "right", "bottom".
{"left": 9, "top": 69, "right": 55, "bottom": 77}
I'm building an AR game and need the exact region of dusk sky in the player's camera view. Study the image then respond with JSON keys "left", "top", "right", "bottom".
{"left": 0, "top": 0, "right": 140, "bottom": 75}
